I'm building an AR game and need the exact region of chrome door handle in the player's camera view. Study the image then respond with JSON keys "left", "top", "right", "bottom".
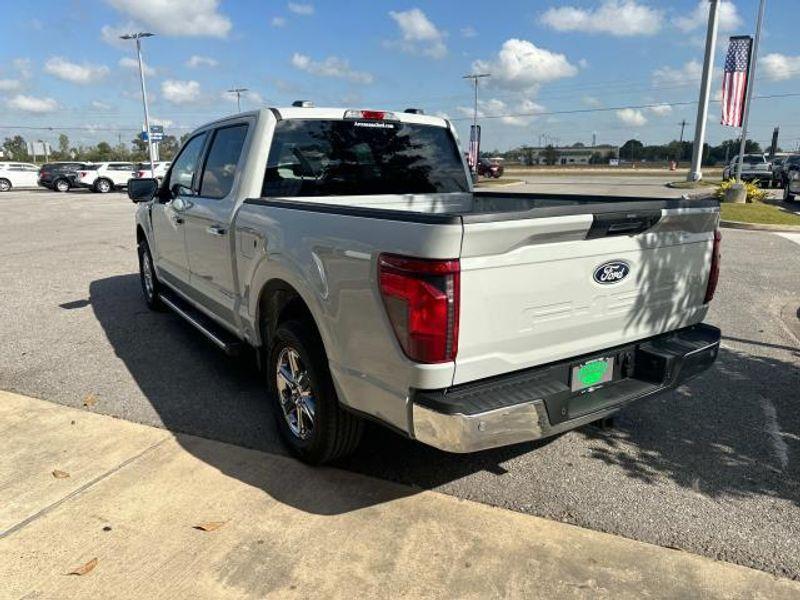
{"left": 206, "top": 225, "right": 227, "bottom": 236}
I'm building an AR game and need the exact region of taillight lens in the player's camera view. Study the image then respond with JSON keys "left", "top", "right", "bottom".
{"left": 704, "top": 229, "right": 721, "bottom": 303}
{"left": 79, "top": 171, "right": 86, "bottom": 177}
{"left": 378, "top": 254, "right": 460, "bottom": 363}
{"left": 137, "top": 171, "right": 145, "bottom": 178}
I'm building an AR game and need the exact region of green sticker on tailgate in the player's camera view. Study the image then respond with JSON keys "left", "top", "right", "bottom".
{"left": 571, "top": 357, "right": 615, "bottom": 392}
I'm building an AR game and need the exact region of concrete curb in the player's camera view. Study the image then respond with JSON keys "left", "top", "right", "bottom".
{"left": 475, "top": 180, "right": 525, "bottom": 188}
{"left": 720, "top": 219, "right": 800, "bottom": 233}
{"left": 4, "top": 390, "right": 800, "bottom": 599}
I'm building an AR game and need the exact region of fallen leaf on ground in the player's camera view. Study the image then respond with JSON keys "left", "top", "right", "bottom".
{"left": 83, "top": 394, "right": 97, "bottom": 408}
{"left": 66, "top": 557, "right": 98, "bottom": 576}
{"left": 194, "top": 521, "right": 226, "bottom": 532}
{"left": 52, "top": 470, "right": 70, "bottom": 479}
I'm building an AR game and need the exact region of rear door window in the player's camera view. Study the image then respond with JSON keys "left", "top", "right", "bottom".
{"left": 199, "top": 124, "right": 248, "bottom": 199}
{"left": 262, "top": 119, "right": 468, "bottom": 197}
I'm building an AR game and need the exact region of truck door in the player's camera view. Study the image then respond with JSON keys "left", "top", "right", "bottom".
{"left": 182, "top": 122, "right": 250, "bottom": 325}
{"left": 151, "top": 132, "right": 207, "bottom": 289}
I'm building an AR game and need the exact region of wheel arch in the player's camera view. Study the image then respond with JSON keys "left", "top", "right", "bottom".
{"left": 256, "top": 278, "right": 324, "bottom": 357}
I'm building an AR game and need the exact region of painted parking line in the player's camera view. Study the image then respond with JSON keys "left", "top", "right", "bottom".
{"left": 776, "top": 233, "right": 800, "bottom": 246}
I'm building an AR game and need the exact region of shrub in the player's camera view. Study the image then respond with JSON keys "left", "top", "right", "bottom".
{"left": 714, "top": 178, "right": 768, "bottom": 203}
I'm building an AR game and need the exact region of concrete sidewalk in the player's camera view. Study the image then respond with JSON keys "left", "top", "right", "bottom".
{"left": 2, "top": 391, "right": 797, "bottom": 599}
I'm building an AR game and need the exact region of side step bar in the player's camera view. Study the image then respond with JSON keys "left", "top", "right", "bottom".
{"left": 158, "top": 291, "right": 244, "bottom": 356}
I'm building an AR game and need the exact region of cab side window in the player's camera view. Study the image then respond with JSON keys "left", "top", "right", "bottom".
{"left": 200, "top": 124, "right": 248, "bottom": 199}
{"left": 167, "top": 133, "right": 207, "bottom": 195}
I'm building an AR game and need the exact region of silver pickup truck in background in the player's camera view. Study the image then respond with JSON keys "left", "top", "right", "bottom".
{"left": 128, "top": 105, "right": 722, "bottom": 464}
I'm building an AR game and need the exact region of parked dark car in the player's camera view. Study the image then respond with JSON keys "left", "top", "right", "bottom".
{"left": 476, "top": 158, "right": 504, "bottom": 179}
{"left": 776, "top": 154, "right": 800, "bottom": 188}
{"left": 38, "top": 162, "right": 90, "bottom": 192}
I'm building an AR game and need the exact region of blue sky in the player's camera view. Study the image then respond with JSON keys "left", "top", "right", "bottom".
{"left": 1, "top": 0, "right": 798, "bottom": 152}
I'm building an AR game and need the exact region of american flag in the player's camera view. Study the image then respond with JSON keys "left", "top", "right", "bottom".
{"left": 468, "top": 124, "right": 480, "bottom": 169}
{"left": 720, "top": 36, "right": 753, "bottom": 127}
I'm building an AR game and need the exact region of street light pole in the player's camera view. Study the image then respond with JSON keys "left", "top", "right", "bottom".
{"left": 735, "top": 0, "right": 767, "bottom": 182}
{"left": 688, "top": 0, "right": 720, "bottom": 181}
{"left": 121, "top": 32, "right": 155, "bottom": 177}
{"left": 462, "top": 73, "right": 490, "bottom": 170}
{"left": 227, "top": 87, "right": 249, "bottom": 113}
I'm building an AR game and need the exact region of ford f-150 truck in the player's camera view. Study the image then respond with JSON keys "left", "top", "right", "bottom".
{"left": 128, "top": 105, "right": 722, "bottom": 464}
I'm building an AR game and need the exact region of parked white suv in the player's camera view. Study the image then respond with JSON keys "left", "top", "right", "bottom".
{"left": 74, "top": 162, "right": 136, "bottom": 193}
{"left": 135, "top": 161, "right": 171, "bottom": 182}
{"left": 0, "top": 162, "right": 41, "bottom": 192}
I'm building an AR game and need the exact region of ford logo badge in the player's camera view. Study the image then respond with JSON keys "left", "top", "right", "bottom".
{"left": 593, "top": 260, "right": 631, "bottom": 284}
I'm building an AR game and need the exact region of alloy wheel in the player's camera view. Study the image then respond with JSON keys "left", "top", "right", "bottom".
{"left": 275, "top": 347, "right": 316, "bottom": 440}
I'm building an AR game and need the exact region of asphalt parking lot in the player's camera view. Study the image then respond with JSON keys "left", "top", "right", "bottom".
{"left": 1, "top": 188, "right": 799, "bottom": 580}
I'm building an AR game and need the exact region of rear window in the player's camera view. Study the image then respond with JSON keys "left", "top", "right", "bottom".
{"left": 262, "top": 119, "right": 468, "bottom": 197}
{"left": 743, "top": 155, "right": 766, "bottom": 164}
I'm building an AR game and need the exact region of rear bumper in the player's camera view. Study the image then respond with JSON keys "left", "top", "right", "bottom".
{"left": 411, "top": 323, "right": 720, "bottom": 453}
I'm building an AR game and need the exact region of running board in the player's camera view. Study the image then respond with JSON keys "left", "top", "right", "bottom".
{"left": 158, "top": 291, "right": 244, "bottom": 356}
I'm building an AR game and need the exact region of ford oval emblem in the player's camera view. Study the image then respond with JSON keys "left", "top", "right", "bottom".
{"left": 593, "top": 260, "right": 631, "bottom": 285}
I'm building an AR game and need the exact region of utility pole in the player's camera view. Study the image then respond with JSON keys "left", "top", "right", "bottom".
{"left": 592, "top": 131, "right": 597, "bottom": 147}
{"left": 227, "top": 87, "right": 249, "bottom": 113}
{"left": 120, "top": 32, "right": 156, "bottom": 177}
{"left": 678, "top": 119, "right": 688, "bottom": 164}
{"left": 735, "top": 0, "right": 767, "bottom": 182}
{"left": 688, "top": 0, "right": 720, "bottom": 181}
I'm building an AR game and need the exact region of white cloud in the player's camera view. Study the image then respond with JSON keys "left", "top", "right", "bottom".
{"left": 460, "top": 26, "right": 477, "bottom": 38}
{"left": 540, "top": 1, "right": 663, "bottom": 36}
{"left": 652, "top": 60, "right": 702, "bottom": 87}
{"left": 287, "top": 2, "right": 314, "bottom": 15}
{"left": 760, "top": 53, "right": 800, "bottom": 81}
{"left": 583, "top": 96, "right": 602, "bottom": 107}
{"left": 387, "top": 8, "right": 447, "bottom": 59}
{"left": 118, "top": 56, "right": 155, "bottom": 76}
{"left": 221, "top": 89, "right": 265, "bottom": 107}
{"left": 290, "top": 53, "right": 373, "bottom": 84}
{"left": 44, "top": 57, "right": 110, "bottom": 84}
{"left": 91, "top": 100, "right": 112, "bottom": 110}
{"left": 616, "top": 108, "right": 647, "bottom": 126}
{"left": 105, "top": 0, "right": 231, "bottom": 37}
{"left": 7, "top": 94, "right": 58, "bottom": 113}
{"left": 100, "top": 23, "right": 137, "bottom": 47}
{"left": 13, "top": 58, "right": 33, "bottom": 78}
{"left": 161, "top": 79, "right": 201, "bottom": 104}
{"left": 186, "top": 55, "right": 218, "bottom": 68}
{"left": 673, "top": 1, "right": 742, "bottom": 33}
{"left": 472, "top": 39, "right": 578, "bottom": 93}
{"left": 271, "top": 16, "right": 287, "bottom": 27}
{"left": 457, "top": 98, "right": 545, "bottom": 126}
{"left": 648, "top": 103, "right": 672, "bottom": 116}
{"left": 0, "top": 79, "right": 21, "bottom": 92}
{"left": 578, "top": 58, "right": 589, "bottom": 69}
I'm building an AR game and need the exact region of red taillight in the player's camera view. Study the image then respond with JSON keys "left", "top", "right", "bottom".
{"left": 704, "top": 229, "right": 721, "bottom": 303}
{"left": 378, "top": 254, "right": 460, "bottom": 364}
{"left": 137, "top": 171, "right": 145, "bottom": 178}
{"left": 79, "top": 171, "right": 87, "bottom": 177}
{"left": 361, "top": 110, "right": 385, "bottom": 120}
{"left": 344, "top": 109, "right": 397, "bottom": 121}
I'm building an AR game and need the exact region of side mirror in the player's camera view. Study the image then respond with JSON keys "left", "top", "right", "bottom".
{"left": 128, "top": 178, "right": 159, "bottom": 203}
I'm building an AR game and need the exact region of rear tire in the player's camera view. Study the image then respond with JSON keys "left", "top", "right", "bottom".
{"left": 95, "top": 178, "right": 112, "bottom": 193}
{"left": 0, "top": 178, "right": 11, "bottom": 192}
{"left": 54, "top": 178, "right": 70, "bottom": 192}
{"left": 784, "top": 184, "right": 795, "bottom": 202}
{"left": 268, "top": 319, "right": 363, "bottom": 464}
{"left": 137, "top": 241, "right": 163, "bottom": 311}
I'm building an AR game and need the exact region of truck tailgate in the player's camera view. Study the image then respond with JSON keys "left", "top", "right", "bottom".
{"left": 453, "top": 204, "right": 719, "bottom": 385}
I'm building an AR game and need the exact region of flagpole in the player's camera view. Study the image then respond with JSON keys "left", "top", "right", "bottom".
{"left": 735, "top": 0, "right": 766, "bottom": 182}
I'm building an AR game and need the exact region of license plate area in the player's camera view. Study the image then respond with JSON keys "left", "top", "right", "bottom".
{"left": 570, "top": 357, "right": 615, "bottom": 393}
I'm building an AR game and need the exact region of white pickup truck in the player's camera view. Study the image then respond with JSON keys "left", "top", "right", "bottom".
{"left": 128, "top": 105, "right": 722, "bottom": 464}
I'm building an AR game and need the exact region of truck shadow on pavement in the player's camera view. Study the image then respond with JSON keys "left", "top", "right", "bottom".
{"left": 89, "top": 274, "right": 800, "bottom": 517}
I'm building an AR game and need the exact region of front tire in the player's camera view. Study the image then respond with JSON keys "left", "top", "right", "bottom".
{"left": 0, "top": 178, "right": 11, "bottom": 192}
{"left": 95, "top": 178, "right": 112, "bottom": 193}
{"left": 137, "top": 241, "right": 163, "bottom": 310}
{"left": 268, "top": 320, "right": 363, "bottom": 464}
{"left": 784, "top": 184, "right": 796, "bottom": 202}
{"left": 54, "top": 178, "right": 70, "bottom": 192}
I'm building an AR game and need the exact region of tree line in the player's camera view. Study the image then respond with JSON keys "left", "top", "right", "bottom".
{"left": 1, "top": 132, "right": 190, "bottom": 164}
